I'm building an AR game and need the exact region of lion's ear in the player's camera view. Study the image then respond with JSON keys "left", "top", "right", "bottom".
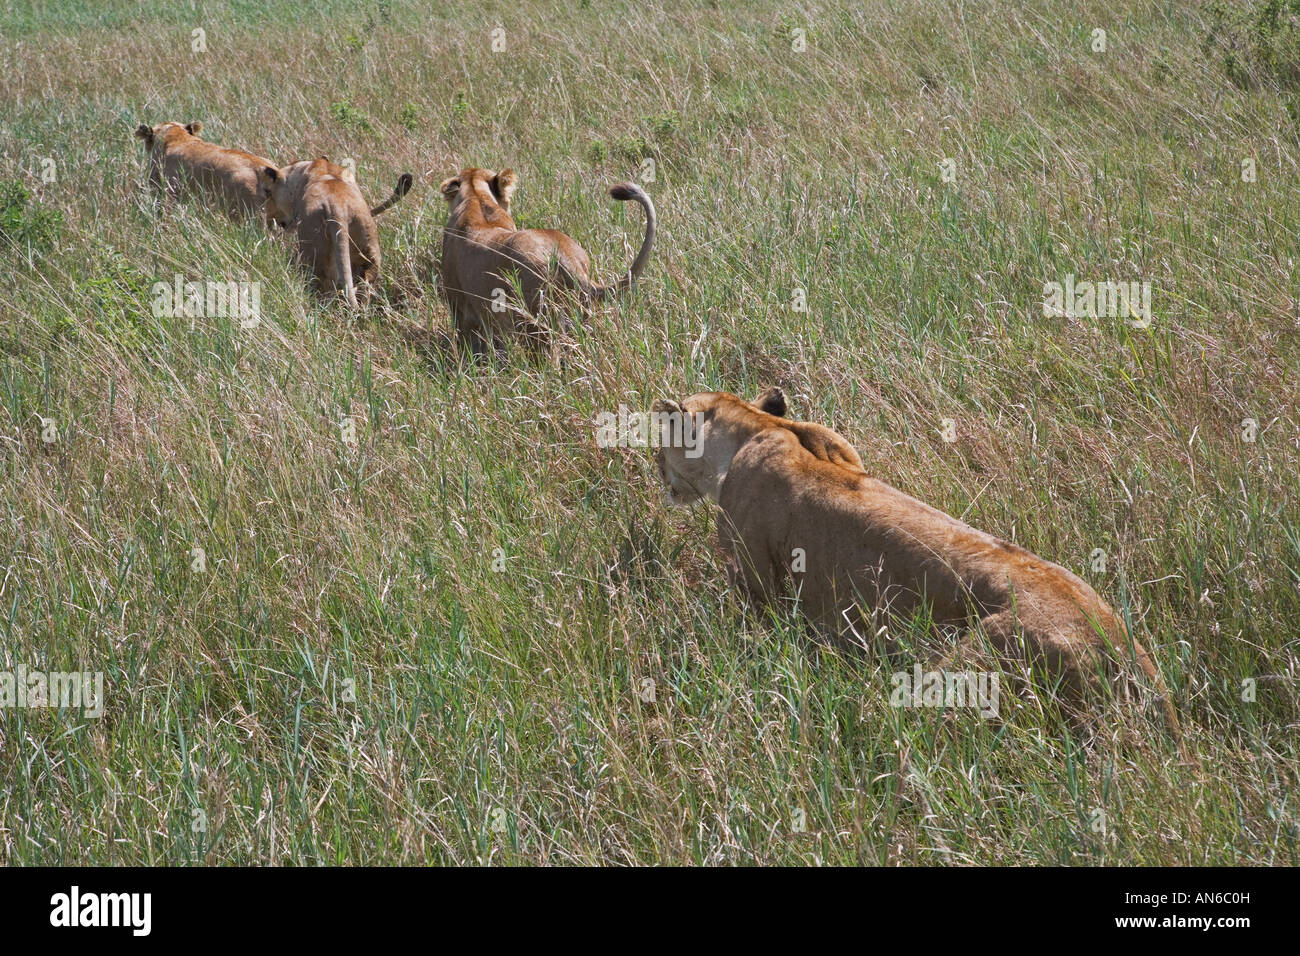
{"left": 755, "top": 386, "right": 787, "bottom": 417}
{"left": 185, "top": 121, "right": 203, "bottom": 136}
{"left": 651, "top": 399, "right": 691, "bottom": 446}
{"left": 491, "top": 169, "right": 518, "bottom": 207}
{"left": 439, "top": 176, "right": 461, "bottom": 201}
{"left": 134, "top": 124, "right": 154, "bottom": 146}
{"left": 259, "top": 166, "right": 280, "bottom": 184}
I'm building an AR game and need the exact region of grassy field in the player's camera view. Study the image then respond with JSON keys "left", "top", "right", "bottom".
{"left": 0, "top": 0, "right": 1297, "bottom": 865}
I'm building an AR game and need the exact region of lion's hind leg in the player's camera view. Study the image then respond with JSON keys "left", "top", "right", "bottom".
{"left": 933, "top": 609, "right": 1090, "bottom": 731}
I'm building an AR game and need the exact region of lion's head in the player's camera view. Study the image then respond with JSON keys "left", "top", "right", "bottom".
{"left": 439, "top": 167, "right": 518, "bottom": 224}
{"left": 651, "top": 387, "right": 787, "bottom": 506}
{"left": 134, "top": 120, "right": 202, "bottom": 151}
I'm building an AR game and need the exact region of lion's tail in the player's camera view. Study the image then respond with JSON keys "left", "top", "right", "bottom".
{"left": 329, "top": 214, "right": 358, "bottom": 309}
{"left": 1124, "top": 626, "right": 1190, "bottom": 762}
{"left": 586, "top": 182, "right": 656, "bottom": 301}
{"left": 369, "top": 172, "right": 413, "bottom": 217}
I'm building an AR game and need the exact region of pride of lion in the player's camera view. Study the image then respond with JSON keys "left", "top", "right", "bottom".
{"left": 133, "top": 119, "right": 1181, "bottom": 750}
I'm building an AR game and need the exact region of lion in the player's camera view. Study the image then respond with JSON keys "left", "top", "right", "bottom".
{"left": 651, "top": 387, "right": 1182, "bottom": 745}
{"left": 437, "top": 167, "right": 656, "bottom": 356}
{"left": 258, "top": 158, "right": 412, "bottom": 307}
{"left": 134, "top": 121, "right": 278, "bottom": 222}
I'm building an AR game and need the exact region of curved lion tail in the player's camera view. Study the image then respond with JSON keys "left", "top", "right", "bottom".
{"left": 370, "top": 172, "right": 413, "bottom": 217}
{"left": 586, "top": 182, "right": 656, "bottom": 301}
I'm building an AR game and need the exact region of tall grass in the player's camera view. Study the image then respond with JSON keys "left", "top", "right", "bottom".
{"left": 0, "top": 0, "right": 1296, "bottom": 864}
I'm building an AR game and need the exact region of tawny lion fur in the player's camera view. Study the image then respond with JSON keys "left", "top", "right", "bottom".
{"left": 257, "top": 158, "right": 411, "bottom": 308}
{"left": 134, "top": 121, "right": 277, "bottom": 221}
{"left": 653, "top": 388, "right": 1181, "bottom": 744}
{"left": 437, "top": 167, "right": 655, "bottom": 355}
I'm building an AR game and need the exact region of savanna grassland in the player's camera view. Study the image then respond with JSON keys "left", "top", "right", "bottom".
{"left": 0, "top": 0, "right": 1297, "bottom": 865}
